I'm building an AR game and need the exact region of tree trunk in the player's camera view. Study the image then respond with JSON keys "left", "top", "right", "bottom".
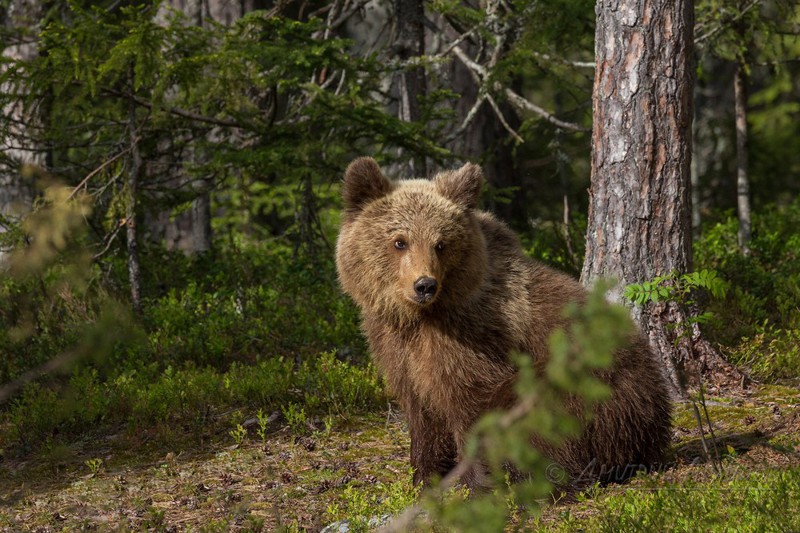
{"left": 394, "top": 0, "right": 427, "bottom": 176}
{"left": 127, "top": 75, "right": 143, "bottom": 315}
{"left": 1, "top": 0, "right": 45, "bottom": 262}
{"left": 734, "top": 60, "right": 751, "bottom": 255}
{"left": 150, "top": 0, "right": 236, "bottom": 254}
{"left": 582, "top": 0, "right": 734, "bottom": 395}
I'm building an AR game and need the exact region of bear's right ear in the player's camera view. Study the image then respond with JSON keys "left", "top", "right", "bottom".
{"left": 435, "top": 163, "right": 484, "bottom": 210}
{"left": 342, "top": 157, "right": 393, "bottom": 213}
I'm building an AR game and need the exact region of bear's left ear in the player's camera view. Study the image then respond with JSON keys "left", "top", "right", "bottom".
{"left": 342, "top": 157, "right": 393, "bottom": 213}
{"left": 435, "top": 163, "right": 484, "bottom": 209}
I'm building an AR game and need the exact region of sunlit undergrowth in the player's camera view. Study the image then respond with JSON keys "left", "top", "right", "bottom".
{"left": 696, "top": 199, "right": 800, "bottom": 380}
{"left": 532, "top": 467, "right": 800, "bottom": 532}
{"left": 2, "top": 351, "right": 386, "bottom": 456}
{"left": 3, "top": 384, "right": 798, "bottom": 531}
{"left": 0, "top": 222, "right": 383, "bottom": 456}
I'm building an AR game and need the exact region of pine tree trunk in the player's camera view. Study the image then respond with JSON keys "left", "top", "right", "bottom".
{"left": 1, "top": 0, "right": 45, "bottom": 262}
{"left": 734, "top": 61, "right": 751, "bottom": 256}
{"left": 394, "top": 0, "right": 427, "bottom": 176}
{"left": 582, "top": 0, "right": 735, "bottom": 395}
{"left": 127, "top": 76, "right": 143, "bottom": 315}
{"left": 149, "top": 0, "right": 225, "bottom": 254}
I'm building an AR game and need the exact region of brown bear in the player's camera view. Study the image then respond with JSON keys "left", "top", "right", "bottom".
{"left": 335, "top": 157, "right": 671, "bottom": 489}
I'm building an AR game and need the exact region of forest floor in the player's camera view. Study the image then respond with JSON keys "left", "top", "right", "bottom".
{"left": 1, "top": 383, "right": 799, "bottom": 532}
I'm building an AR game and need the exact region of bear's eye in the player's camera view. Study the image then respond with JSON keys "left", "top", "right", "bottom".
{"left": 435, "top": 241, "right": 445, "bottom": 252}
{"left": 394, "top": 239, "right": 407, "bottom": 250}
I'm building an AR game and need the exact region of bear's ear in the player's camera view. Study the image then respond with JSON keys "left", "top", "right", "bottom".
{"left": 435, "top": 163, "right": 484, "bottom": 209}
{"left": 342, "top": 157, "right": 393, "bottom": 213}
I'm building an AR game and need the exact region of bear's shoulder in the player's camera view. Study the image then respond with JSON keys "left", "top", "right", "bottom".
{"left": 473, "top": 210, "right": 523, "bottom": 257}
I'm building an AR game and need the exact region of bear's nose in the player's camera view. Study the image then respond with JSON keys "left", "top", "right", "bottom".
{"left": 414, "top": 277, "right": 438, "bottom": 298}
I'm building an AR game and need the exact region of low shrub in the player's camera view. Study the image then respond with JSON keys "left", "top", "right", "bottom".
{"left": 696, "top": 199, "right": 800, "bottom": 346}
{"left": 533, "top": 467, "right": 800, "bottom": 532}
{"left": 725, "top": 327, "right": 800, "bottom": 381}
{"left": 0, "top": 351, "right": 386, "bottom": 455}
{"left": 695, "top": 199, "right": 800, "bottom": 379}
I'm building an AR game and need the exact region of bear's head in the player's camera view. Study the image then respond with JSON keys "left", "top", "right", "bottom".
{"left": 336, "top": 157, "right": 489, "bottom": 323}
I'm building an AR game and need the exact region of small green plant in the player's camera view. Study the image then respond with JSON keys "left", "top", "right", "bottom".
{"left": 229, "top": 423, "right": 247, "bottom": 448}
{"left": 625, "top": 269, "right": 729, "bottom": 339}
{"left": 282, "top": 403, "right": 308, "bottom": 435}
{"left": 256, "top": 408, "right": 270, "bottom": 443}
{"left": 625, "top": 269, "right": 728, "bottom": 306}
{"left": 726, "top": 326, "right": 800, "bottom": 380}
{"left": 85, "top": 457, "right": 103, "bottom": 477}
{"left": 142, "top": 506, "right": 166, "bottom": 530}
{"left": 321, "top": 414, "right": 335, "bottom": 438}
{"left": 326, "top": 470, "right": 420, "bottom": 532}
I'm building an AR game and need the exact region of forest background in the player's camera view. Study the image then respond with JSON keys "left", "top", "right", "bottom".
{"left": 1, "top": 0, "right": 799, "bottom": 530}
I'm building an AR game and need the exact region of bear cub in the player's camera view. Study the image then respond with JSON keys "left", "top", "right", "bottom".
{"left": 335, "top": 157, "right": 672, "bottom": 488}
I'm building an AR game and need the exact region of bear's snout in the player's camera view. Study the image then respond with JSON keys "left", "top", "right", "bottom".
{"left": 413, "top": 276, "right": 438, "bottom": 303}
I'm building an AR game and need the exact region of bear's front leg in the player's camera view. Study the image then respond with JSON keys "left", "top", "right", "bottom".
{"left": 407, "top": 401, "right": 457, "bottom": 486}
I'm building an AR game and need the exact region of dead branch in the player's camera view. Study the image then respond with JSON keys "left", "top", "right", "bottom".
{"left": 451, "top": 46, "right": 588, "bottom": 133}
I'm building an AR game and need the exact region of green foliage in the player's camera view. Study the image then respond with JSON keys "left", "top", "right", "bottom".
{"left": 281, "top": 403, "right": 309, "bottom": 435}
{"left": 694, "top": 0, "right": 800, "bottom": 210}
{"left": 696, "top": 201, "right": 800, "bottom": 333}
{"left": 1, "top": 351, "right": 386, "bottom": 456}
{"left": 298, "top": 351, "right": 385, "bottom": 415}
{"left": 140, "top": 242, "right": 366, "bottom": 368}
{"left": 625, "top": 269, "right": 729, "bottom": 342}
{"left": 325, "top": 470, "right": 420, "bottom": 533}
{"left": 229, "top": 423, "right": 247, "bottom": 448}
{"left": 532, "top": 467, "right": 800, "bottom": 532}
{"left": 16, "top": 3, "right": 451, "bottom": 263}
{"left": 694, "top": 200, "right": 800, "bottom": 379}
{"left": 256, "top": 408, "right": 270, "bottom": 443}
{"left": 624, "top": 269, "right": 728, "bottom": 306}
{"left": 0, "top": 179, "right": 146, "bottom": 414}
{"left": 726, "top": 327, "right": 800, "bottom": 381}
{"left": 84, "top": 457, "right": 103, "bottom": 477}
{"left": 523, "top": 213, "right": 587, "bottom": 277}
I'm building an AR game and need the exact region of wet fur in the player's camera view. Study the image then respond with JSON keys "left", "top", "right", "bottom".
{"left": 336, "top": 157, "right": 672, "bottom": 488}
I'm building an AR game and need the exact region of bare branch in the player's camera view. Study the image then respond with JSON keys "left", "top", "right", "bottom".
{"left": 433, "top": 26, "right": 478, "bottom": 59}
{"left": 450, "top": 45, "right": 524, "bottom": 143}
{"left": 92, "top": 219, "right": 125, "bottom": 260}
{"left": 451, "top": 46, "right": 589, "bottom": 133}
{"left": 68, "top": 144, "right": 134, "bottom": 200}
{"left": 444, "top": 94, "right": 487, "bottom": 144}
{"left": 532, "top": 51, "right": 595, "bottom": 69}
{"left": 486, "top": 93, "right": 525, "bottom": 143}
{"left": 503, "top": 89, "right": 589, "bottom": 133}
{"left": 330, "top": 0, "right": 374, "bottom": 31}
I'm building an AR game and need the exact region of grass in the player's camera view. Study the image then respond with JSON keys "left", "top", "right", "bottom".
{"left": 1, "top": 383, "right": 798, "bottom": 531}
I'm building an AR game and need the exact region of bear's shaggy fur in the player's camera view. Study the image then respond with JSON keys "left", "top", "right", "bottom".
{"left": 335, "top": 157, "right": 672, "bottom": 488}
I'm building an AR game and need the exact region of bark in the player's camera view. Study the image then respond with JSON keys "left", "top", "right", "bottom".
{"left": 150, "top": 0, "right": 244, "bottom": 254}
{"left": 1, "top": 1, "right": 44, "bottom": 262}
{"left": 394, "top": 0, "right": 427, "bottom": 176}
{"left": 191, "top": 190, "right": 212, "bottom": 253}
{"left": 582, "top": 0, "right": 735, "bottom": 395}
{"left": 734, "top": 60, "right": 751, "bottom": 255}
{"left": 691, "top": 56, "right": 737, "bottom": 226}
{"left": 127, "top": 77, "right": 143, "bottom": 315}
